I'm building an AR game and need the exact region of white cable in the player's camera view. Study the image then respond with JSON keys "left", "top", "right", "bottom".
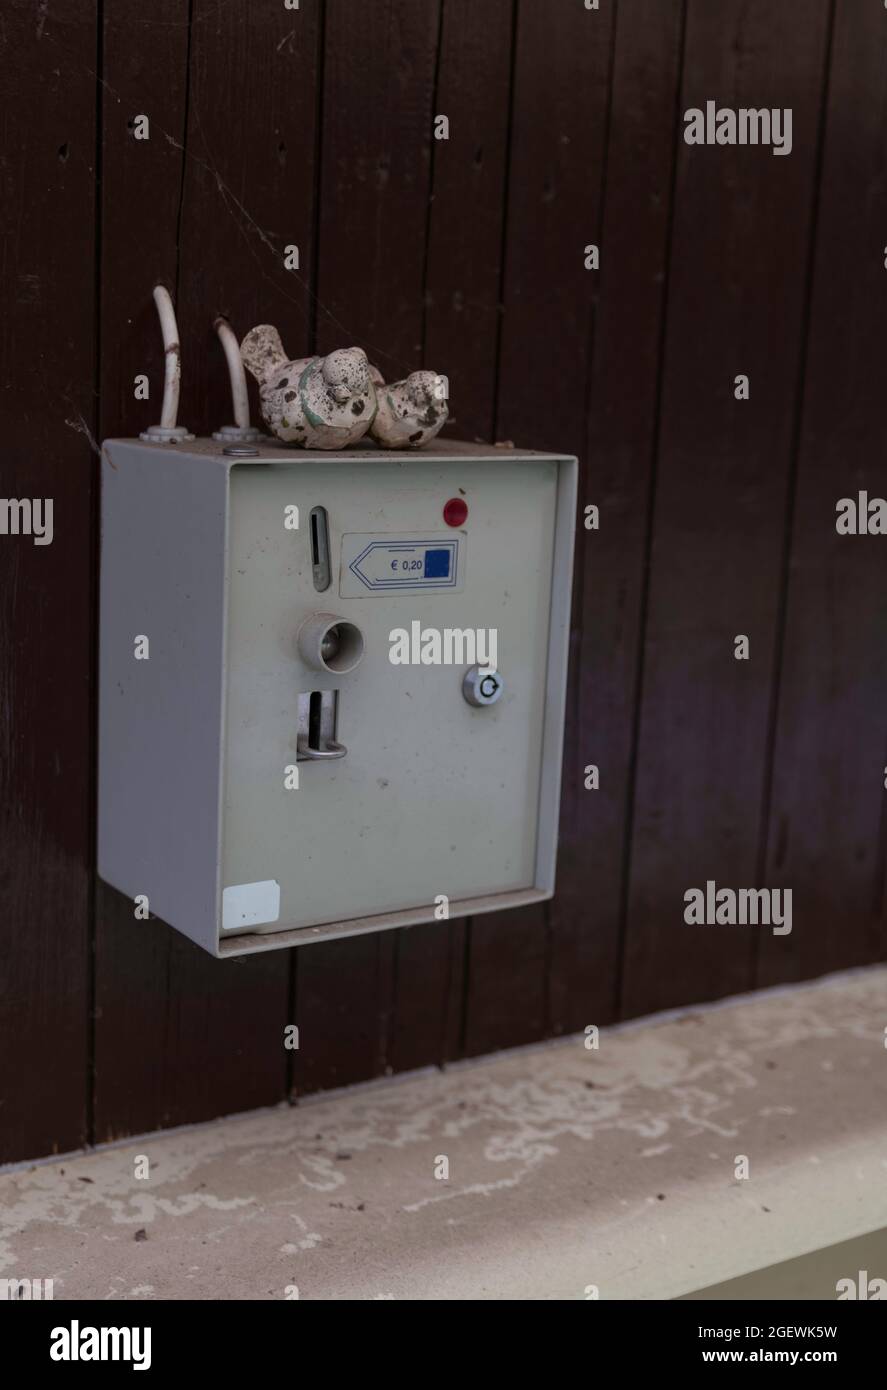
{"left": 140, "top": 285, "right": 193, "bottom": 443}
{"left": 154, "top": 284, "right": 181, "bottom": 430}
{"left": 211, "top": 315, "right": 261, "bottom": 444}
{"left": 214, "top": 317, "right": 251, "bottom": 429}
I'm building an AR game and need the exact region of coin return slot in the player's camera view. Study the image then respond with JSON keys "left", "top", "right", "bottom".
{"left": 297, "top": 689, "right": 346, "bottom": 760}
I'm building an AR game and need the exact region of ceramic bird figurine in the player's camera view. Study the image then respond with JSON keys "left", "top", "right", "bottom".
{"left": 240, "top": 325, "right": 376, "bottom": 448}
{"left": 368, "top": 365, "right": 449, "bottom": 448}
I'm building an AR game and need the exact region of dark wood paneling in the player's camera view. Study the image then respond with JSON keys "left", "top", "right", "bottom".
{"left": 758, "top": 1, "right": 887, "bottom": 987}
{"left": 0, "top": 1, "right": 97, "bottom": 1161}
{"left": 620, "top": 0, "right": 832, "bottom": 1018}
{"left": 548, "top": 0, "right": 685, "bottom": 1037}
{"left": 93, "top": 1, "right": 289, "bottom": 1139}
{"left": 293, "top": 0, "right": 443, "bottom": 1094}
{"left": 464, "top": 0, "right": 615, "bottom": 1057}
{"left": 5, "top": 0, "right": 887, "bottom": 1165}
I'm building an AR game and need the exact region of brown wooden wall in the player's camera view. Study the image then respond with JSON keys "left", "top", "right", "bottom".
{"left": 3, "top": 0, "right": 886, "bottom": 1164}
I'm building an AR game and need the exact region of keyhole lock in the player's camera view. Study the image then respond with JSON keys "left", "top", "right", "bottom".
{"left": 462, "top": 666, "right": 504, "bottom": 707}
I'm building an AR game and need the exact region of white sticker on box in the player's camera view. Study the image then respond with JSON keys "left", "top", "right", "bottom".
{"left": 222, "top": 879, "right": 281, "bottom": 931}
{"left": 340, "top": 532, "right": 465, "bottom": 597}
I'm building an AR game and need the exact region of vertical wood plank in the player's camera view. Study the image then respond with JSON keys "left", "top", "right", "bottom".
{"left": 547, "top": 0, "right": 685, "bottom": 1037}
{"left": 387, "top": 922, "right": 463, "bottom": 1076}
{"left": 94, "top": 1, "right": 294, "bottom": 1139}
{"left": 389, "top": 0, "right": 515, "bottom": 1072}
{"left": 463, "top": 911, "right": 548, "bottom": 1055}
{"left": 95, "top": 1, "right": 190, "bottom": 444}
{"left": 620, "top": 0, "right": 832, "bottom": 1018}
{"left": 312, "top": 0, "right": 441, "bottom": 371}
{"left": 296, "top": 935, "right": 395, "bottom": 1093}
{"left": 94, "top": 0, "right": 194, "bottom": 1140}
{"left": 463, "top": 0, "right": 615, "bottom": 1057}
{"left": 293, "top": 0, "right": 442, "bottom": 1094}
{"left": 176, "top": 0, "right": 323, "bottom": 433}
{"left": 0, "top": 1, "right": 97, "bottom": 1162}
{"left": 758, "top": 1, "right": 887, "bottom": 987}
{"left": 177, "top": 0, "right": 324, "bottom": 1106}
{"left": 423, "top": 0, "right": 514, "bottom": 443}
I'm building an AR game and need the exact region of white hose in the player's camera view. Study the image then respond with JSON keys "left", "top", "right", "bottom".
{"left": 153, "top": 284, "right": 181, "bottom": 430}
{"left": 214, "top": 316, "right": 251, "bottom": 429}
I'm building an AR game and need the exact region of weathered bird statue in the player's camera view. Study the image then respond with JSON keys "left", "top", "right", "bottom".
{"left": 368, "top": 365, "right": 449, "bottom": 448}
{"left": 240, "top": 325, "right": 376, "bottom": 448}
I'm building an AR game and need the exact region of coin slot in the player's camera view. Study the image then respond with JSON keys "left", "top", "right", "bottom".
{"left": 309, "top": 506, "right": 331, "bottom": 592}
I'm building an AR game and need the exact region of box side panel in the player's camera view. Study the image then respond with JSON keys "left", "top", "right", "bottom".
{"left": 98, "top": 443, "right": 227, "bottom": 951}
{"left": 535, "top": 456, "right": 579, "bottom": 891}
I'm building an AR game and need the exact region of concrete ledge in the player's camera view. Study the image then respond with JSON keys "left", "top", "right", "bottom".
{"left": 2, "top": 966, "right": 886, "bottom": 1299}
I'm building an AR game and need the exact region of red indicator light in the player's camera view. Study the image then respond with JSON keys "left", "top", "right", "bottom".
{"left": 443, "top": 497, "right": 468, "bottom": 527}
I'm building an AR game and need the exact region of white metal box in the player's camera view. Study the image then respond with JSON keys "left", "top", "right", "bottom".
{"left": 98, "top": 438, "right": 577, "bottom": 957}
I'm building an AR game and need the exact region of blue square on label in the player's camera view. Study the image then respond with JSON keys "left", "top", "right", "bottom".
{"left": 424, "top": 548, "right": 451, "bottom": 579}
